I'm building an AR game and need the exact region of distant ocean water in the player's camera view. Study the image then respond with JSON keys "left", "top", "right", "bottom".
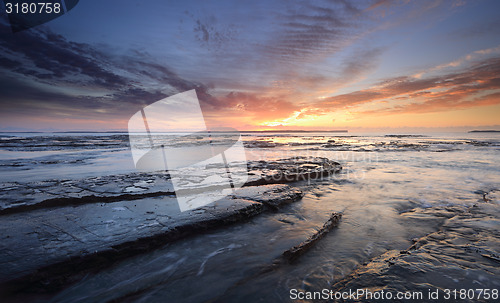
{"left": 1, "top": 131, "right": 499, "bottom": 301}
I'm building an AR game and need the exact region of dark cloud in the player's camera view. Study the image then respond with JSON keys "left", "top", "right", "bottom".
{"left": 0, "top": 73, "right": 173, "bottom": 121}
{"left": 0, "top": 22, "right": 127, "bottom": 88}
{"left": 0, "top": 21, "right": 216, "bottom": 121}
{"left": 0, "top": 56, "right": 21, "bottom": 69}
{"left": 0, "top": 75, "right": 70, "bottom": 109}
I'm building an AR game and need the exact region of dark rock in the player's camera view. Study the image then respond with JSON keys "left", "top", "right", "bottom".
{"left": 234, "top": 184, "right": 304, "bottom": 209}
{"left": 283, "top": 212, "right": 342, "bottom": 262}
{"left": 0, "top": 184, "right": 302, "bottom": 292}
{"left": 245, "top": 157, "right": 341, "bottom": 186}
{"left": 244, "top": 140, "right": 284, "bottom": 148}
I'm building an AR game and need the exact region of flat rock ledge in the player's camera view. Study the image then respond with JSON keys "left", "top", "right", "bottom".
{"left": 0, "top": 157, "right": 339, "bottom": 294}
{"left": 0, "top": 157, "right": 340, "bottom": 215}
{"left": 0, "top": 185, "right": 301, "bottom": 291}
{"left": 332, "top": 200, "right": 500, "bottom": 301}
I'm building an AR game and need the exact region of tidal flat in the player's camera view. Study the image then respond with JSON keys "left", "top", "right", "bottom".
{"left": 0, "top": 132, "right": 499, "bottom": 302}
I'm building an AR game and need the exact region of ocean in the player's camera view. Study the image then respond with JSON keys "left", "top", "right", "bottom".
{"left": 0, "top": 131, "right": 499, "bottom": 302}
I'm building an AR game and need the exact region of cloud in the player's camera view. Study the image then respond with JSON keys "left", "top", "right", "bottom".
{"left": 263, "top": 0, "right": 366, "bottom": 63}
{"left": 0, "top": 21, "right": 214, "bottom": 121}
{"left": 315, "top": 56, "right": 500, "bottom": 115}
{"left": 413, "top": 45, "right": 500, "bottom": 78}
{"left": 0, "top": 23, "right": 127, "bottom": 89}
{"left": 191, "top": 14, "right": 237, "bottom": 51}
{"left": 333, "top": 46, "right": 385, "bottom": 87}
{"left": 209, "top": 91, "right": 302, "bottom": 122}
{"left": 198, "top": 46, "right": 385, "bottom": 124}
{"left": 1, "top": 1, "right": 498, "bottom": 130}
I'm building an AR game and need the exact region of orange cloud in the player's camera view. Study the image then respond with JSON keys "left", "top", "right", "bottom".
{"left": 313, "top": 57, "right": 500, "bottom": 116}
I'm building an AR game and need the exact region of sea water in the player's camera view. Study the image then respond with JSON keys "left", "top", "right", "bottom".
{"left": 1, "top": 132, "right": 499, "bottom": 302}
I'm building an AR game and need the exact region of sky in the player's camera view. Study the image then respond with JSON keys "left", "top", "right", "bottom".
{"left": 0, "top": 0, "right": 499, "bottom": 132}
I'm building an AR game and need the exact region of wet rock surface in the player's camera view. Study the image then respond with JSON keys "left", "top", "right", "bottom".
{"left": 243, "top": 140, "right": 285, "bottom": 148}
{"left": 283, "top": 212, "right": 342, "bottom": 262}
{"left": 0, "top": 174, "right": 175, "bottom": 215}
{"left": 0, "top": 195, "right": 266, "bottom": 281}
{"left": 245, "top": 157, "right": 341, "bottom": 186}
{"left": 0, "top": 135, "right": 129, "bottom": 151}
{"left": 0, "top": 157, "right": 340, "bottom": 214}
{"left": 0, "top": 157, "right": 340, "bottom": 295}
{"left": 332, "top": 196, "right": 500, "bottom": 302}
{"left": 0, "top": 196, "right": 268, "bottom": 293}
{"left": 231, "top": 184, "right": 304, "bottom": 209}
{"left": 241, "top": 136, "right": 500, "bottom": 152}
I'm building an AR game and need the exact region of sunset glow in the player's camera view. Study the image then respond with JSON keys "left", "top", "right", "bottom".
{"left": 1, "top": 0, "right": 499, "bottom": 132}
